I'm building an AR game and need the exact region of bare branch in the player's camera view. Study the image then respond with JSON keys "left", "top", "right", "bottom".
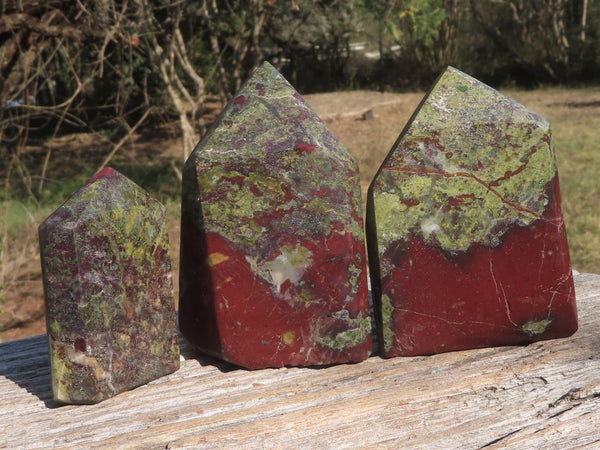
{"left": 98, "top": 106, "right": 153, "bottom": 171}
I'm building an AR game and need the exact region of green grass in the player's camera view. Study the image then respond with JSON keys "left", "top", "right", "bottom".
{"left": 552, "top": 111, "right": 600, "bottom": 273}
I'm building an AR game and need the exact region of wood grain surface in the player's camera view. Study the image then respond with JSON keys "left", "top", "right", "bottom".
{"left": 1, "top": 273, "right": 599, "bottom": 449}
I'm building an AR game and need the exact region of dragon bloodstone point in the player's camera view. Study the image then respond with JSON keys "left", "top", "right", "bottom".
{"left": 367, "top": 67, "right": 578, "bottom": 357}
{"left": 179, "top": 62, "right": 372, "bottom": 368}
{"left": 39, "top": 167, "right": 179, "bottom": 404}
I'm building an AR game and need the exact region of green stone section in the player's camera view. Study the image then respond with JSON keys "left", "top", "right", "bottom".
{"left": 199, "top": 167, "right": 288, "bottom": 246}
{"left": 316, "top": 310, "right": 372, "bottom": 350}
{"left": 521, "top": 318, "right": 553, "bottom": 336}
{"left": 370, "top": 66, "right": 556, "bottom": 257}
{"left": 380, "top": 294, "right": 395, "bottom": 353}
{"left": 187, "top": 62, "right": 364, "bottom": 265}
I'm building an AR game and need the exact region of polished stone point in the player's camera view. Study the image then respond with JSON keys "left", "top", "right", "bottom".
{"left": 179, "top": 62, "right": 372, "bottom": 369}
{"left": 367, "top": 66, "right": 578, "bottom": 357}
{"left": 39, "top": 167, "right": 180, "bottom": 404}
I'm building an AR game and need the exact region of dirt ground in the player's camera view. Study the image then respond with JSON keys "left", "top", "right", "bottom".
{"left": 2, "top": 87, "right": 599, "bottom": 342}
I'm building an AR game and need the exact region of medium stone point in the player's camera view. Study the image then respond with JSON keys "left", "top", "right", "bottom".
{"left": 39, "top": 168, "right": 179, "bottom": 404}
{"left": 179, "top": 62, "right": 372, "bottom": 368}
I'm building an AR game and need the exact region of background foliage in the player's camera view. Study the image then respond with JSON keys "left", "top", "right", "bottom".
{"left": 1, "top": 1, "right": 598, "bottom": 167}
{"left": 1, "top": 0, "right": 597, "bottom": 196}
{"left": 1, "top": 0, "right": 599, "bottom": 216}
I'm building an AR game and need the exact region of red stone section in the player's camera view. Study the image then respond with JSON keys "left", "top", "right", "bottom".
{"left": 378, "top": 184, "right": 576, "bottom": 357}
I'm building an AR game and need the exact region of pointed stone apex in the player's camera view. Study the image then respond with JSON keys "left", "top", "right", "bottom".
{"left": 422, "top": 66, "right": 546, "bottom": 128}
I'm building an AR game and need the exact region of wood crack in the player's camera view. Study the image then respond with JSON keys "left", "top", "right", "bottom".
{"left": 547, "top": 403, "right": 581, "bottom": 419}
{"left": 478, "top": 428, "right": 523, "bottom": 448}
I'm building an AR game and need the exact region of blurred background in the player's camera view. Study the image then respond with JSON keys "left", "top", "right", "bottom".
{"left": 1, "top": 0, "right": 599, "bottom": 341}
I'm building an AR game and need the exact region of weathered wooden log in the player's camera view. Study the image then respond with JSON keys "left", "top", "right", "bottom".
{"left": 1, "top": 272, "right": 599, "bottom": 448}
